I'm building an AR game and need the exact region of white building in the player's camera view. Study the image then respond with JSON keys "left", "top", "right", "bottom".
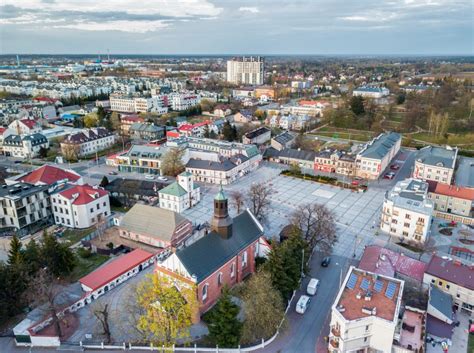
{"left": 8, "top": 118, "right": 42, "bottom": 135}
{"left": 226, "top": 56, "right": 264, "bottom": 86}
{"left": 356, "top": 132, "right": 401, "bottom": 180}
{"left": 3, "top": 133, "right": 49, "bottom": 159}
{"left": 169, "top": 92, "right": 200, "bottom": 111}
{"left": 413, "top": 145, "right": 458, "bottom": 185}
{"left": 158, "top": 171, "right": 201, "bottom": 213}
{"left": 50, "top": 183, "right": 110, "bottom": 229}
{"left": 328, "top": 266, "right": 404, "bottom": 353}
{"left": 110, "top": 95, "right": 167, "bottom": 114}
{"left": 353, "top": 86, "right": 390, "bottom": 98}
{"left": 60, "top": 128, "right": 115, "bottom": 158}
{"left": 380, "top": 178, "right": 434, "bottom": 244}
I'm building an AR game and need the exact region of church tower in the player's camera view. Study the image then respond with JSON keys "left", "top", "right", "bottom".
{"left": 211, "top": 184, "right": 233, "bottom": 239}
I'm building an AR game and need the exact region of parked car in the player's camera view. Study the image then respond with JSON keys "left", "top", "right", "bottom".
{"left": 321, "top": 257, "right": 331, "bottom": 267}
{"left": 390, "top": 164, "right": 400, "bottom": 170}
{"left": 351, "top": 180, "right": 359, "bottom": 186}
{"left": 307, "top": 278, "right": 320, "bottom": 296}
{"left": 295, "top": 295, "right": 311, "bottom": 314}
{"left": 14, "top": 160, "right": 22, "bottom": 164}
{"left": 384, "top": 172, "right": 395, "bottom": 179}
{"left": 157, "top": 176, "right": 168, "bottom": 182}
{"left": 108, "top": 171, "right": 118, "bottom": 175}
{"left": 144, "top": 174, "right": 155, "bottom": 180}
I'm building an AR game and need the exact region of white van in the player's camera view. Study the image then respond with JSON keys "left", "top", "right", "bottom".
{"left": 307, "top": 278, "right": 319, "bottom": 296}
{"left": 295, "top": 295, "right": 311, "bottom": 314}
{"left": 144, "top": 174, "right": 155, "bottom": 180}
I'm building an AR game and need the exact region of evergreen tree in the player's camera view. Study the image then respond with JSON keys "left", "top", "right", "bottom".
{"left": 350, "top": 95, "right": 365, "bottom": 115}
{"left": 231, "top": 125, "right": 238, "bottom": 141}
{"left": 100, "top": 176, "right": 109, "bottom": 187}
{"left": 41, "top": 231, "right": 76, "bottom": 277}
{"left": 24, "top": 239, "right": 41, "bottom": 275}
{"left": 203, "top": 124, "right": 210, "bottom": 138}
{"left": 222, "top": 121, "right": 233, "bottom": 141}
{"left": 206, "top": 287, "right": 242, "bottom": 347}
{"left": 8, "top": 235, "right": 24, "bottom": 266}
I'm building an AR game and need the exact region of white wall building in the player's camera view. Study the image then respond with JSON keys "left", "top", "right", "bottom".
{"left": 3, "top": 133, "right": 49, "bottom": 159}
{"left": 60, "top": 128, "right": 115, "bottom": 158}
{"left": 169, "top": 92, "right": 200, "bottom": 111}
{"left": 110, "top": 95, "right": 168, "bottom": 114}
{"left": 158, "top": 171, "right": 201, "bottom": 213}
{"left": 413, "top": 145, "right": 458, "bottom": 185}
{"left": 226, "top": 56, "right": 264, "bottom": 86}
{"left": 353, "top": 86, "right": 390, "bottom": 98}
{"left": 8, "top": 118, "right": 42, "bottom": 135}
{"left": 328, "top": 266, "right": 404, "bottom": 353}
{"left": 380, "top": 178, "right": 434, "bottom": 244}
{"left": 50, "top": 184, "right": 110, "bottom": 229}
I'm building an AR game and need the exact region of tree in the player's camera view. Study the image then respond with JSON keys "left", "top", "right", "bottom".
{"left": 110, "top": 112, "right": 121, "bottom": 132}
{"left": 205, "top": 287, "right": 242, "bottom": 347}
{"left": 222, "top": 121, "right": 234, "bottom": 142}
{"left": 93, "top": 302, "right": 112, "bottom": 344}
{"left": 397, "top": 93, "right": 406, "bottom": 105}
{"left": 200, "top": 99, "right": 216, "bottom": 112}
{"left": 291, "top": 203, "right": 337, "bottom": 254}
{"left": 0, "top": 262, "right": 28, "bottom": 319}
{"left": 84, "top": 113, "right": 99, "bottom": 128}
{"left": 8, "top": 235, "right": 24, "bottom": 266}
{"left": 265, "top": 232, "right": 309, "bottom": 300}
{"left": 100, "top": 176, "right": 109, "bottom": 187}
{"left": 203, "top": 124, "right": 210, "bottom": 138}
{"left": 247, "top": 182, "right": 273, "bottom": 220}
{"left": 38, "top": 146, "right": 49, "bottom": 159}
{"left": 41, "top": 231, "right": 76, "bottom": 277}
{"left": 230, "top": 190, "right": 245, "bottom": 215}
{"left": 350, "top": 95, "right": 365, "bottom": 116}
{"left": 136, "top": 274, "right": 198, "bottom": 346}
{"left": 161, "top": 147, "right": 185, "bottom": 177}
{"left": 24, "top": 239, "right": 41, "bottom": 274}
{"left": 240, "top": 270, "right": 285, "bottom": 345}
{"left": 97, "top": 106, "right": 107, "bottom": 121}
{"left": 61, "top": 143, "right": 81, "bottom": 162}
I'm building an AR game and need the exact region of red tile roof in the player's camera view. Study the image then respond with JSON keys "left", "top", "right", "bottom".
{"left": 19, "top": 119, "right": 39, "bottom": 129}
{"left": 425, "top": 255, "right": 474, "bottom": 290}
{"left": 58, "top": 184, "right": 108, "bottom": 205}
{"left": 20, "top": 165, "right": 81, "bottom": 185}
{"left": 0, "top": 127, "right": 6, "bottom": 134}
{"left": 79, "top": 249, "right": 154, "bottom": 292}
{"left": 358, "top": 245, "right": 427, "bottom": 282}
{"left": 434, "top": 183, "right": 474, "bottom": 200}
{"left": 33, "top": 97, "right": 59, "bottom": 104}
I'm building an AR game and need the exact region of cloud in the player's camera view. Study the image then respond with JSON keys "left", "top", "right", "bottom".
{"left": 0, "top": 0, "right": 222, "bottom": 32}
{"left": 238, "top": 7, "right": 260, "bottom": 14}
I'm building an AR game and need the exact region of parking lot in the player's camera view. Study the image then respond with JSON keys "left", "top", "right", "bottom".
{"left": 183, "top": 164, "right": 390, "bottom": 259}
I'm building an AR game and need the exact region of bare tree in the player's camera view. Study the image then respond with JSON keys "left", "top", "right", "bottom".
{"left": 26, "top": 269, "right": 66, "bottom": 337}
{"left": 61, "top": 142, "right": 81, "bottom": 162}
{"left": 161, "top": 147, "right": 185, "bottom": 177}
{"left": 230, "top": 190, "right": 245, "bottom": 214}
{"left": 93, "top": 302, "right": 112, "bottom": 344}
{"left": 247, "top": 182, "right": 274, "bottom": 220}
{"left": 291, "top": 203, "right": 337, "bottom": 254}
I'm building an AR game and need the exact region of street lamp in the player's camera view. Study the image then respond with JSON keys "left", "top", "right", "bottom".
{"left": 353, "top": 236, "right": 362, "bottom": 258}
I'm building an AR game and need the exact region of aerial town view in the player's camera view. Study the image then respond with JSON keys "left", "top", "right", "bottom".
{"left": 0, "top": 1, "right": 472, "bottom": 353}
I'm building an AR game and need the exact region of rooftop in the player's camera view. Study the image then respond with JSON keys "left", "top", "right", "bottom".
{"left": 385, "top": 178, "right": 433, "bottom": 216}
{"left": 454, "top": 156, "right": 474, "bottom": 188}
{"left": 79, "top": 249, "right": 154, "bottom": 292}
{"left": 335, "top": 267, "right": 403, "bottom": 323}
{"left": 244, "top": 126, "right": 271, "bottom": 140}
{"left": 399, "top": 308, "right": 424, "bottom": 351}
{"left": 358, "top": 132, "right": 401, "bottom": 160}
{"left": 425, "top": 255, "right": 474, "bottom": 290}
{"left": 415, "top": 145, "right": 458, "bottom": 169}
{"left": 430, "top": 182, "right": 474, "bottom": 201}
{"left": 18, "top": 165, "right": 81, "bottom": 186}
{"left": 0, "top": 182, "right": 47, "bottom": 199}
{"left": 272, "top": 131, "right": 294, "bottom": 145}
{"left": 53, "top": 184, "right": 108, "bottom": 205}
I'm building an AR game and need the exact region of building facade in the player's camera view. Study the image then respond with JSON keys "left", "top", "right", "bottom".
{"left": 242, "top": 127, "right": 271, "bottom": 145}
{"left": 3, "top": 133, "right": 49, "bottom": 159}
{"left": 159, "top": 171, "right": 201, "bottom": 213}
{"left": 60, "top": 128, "right": 115, "bottom": 158}
{"left": 226, "top": 57, "right": 264, "bottom": 86}
{"left": 413, "top": 146, "right": 458, "bottom": 185}
{"left": 380, "top": 179, "right": 434, "bottom": 244}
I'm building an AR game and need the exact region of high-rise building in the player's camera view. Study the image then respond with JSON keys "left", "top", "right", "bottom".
{"left": 226, "top": 56, "right": 264, "bottom": 85}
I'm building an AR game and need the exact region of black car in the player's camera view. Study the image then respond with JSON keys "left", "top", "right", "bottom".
{"left": 321, "top": 257, "right": 331, "bottom": 267}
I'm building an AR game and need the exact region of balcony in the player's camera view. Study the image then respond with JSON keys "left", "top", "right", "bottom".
{"left": 329, "top": 339, "right": 339, "bottom": 349}
{"left": 331, "top": 326, "right": 341, "bottom": 337}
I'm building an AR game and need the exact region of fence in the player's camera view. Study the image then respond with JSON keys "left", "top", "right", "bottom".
{"left": 64, "top": 291, "right": 297, "bottom": 352}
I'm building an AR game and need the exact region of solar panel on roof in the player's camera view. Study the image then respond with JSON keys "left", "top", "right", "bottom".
{"left": 346, "top": 273, "right": 358, "bottom": 290}
{"left": 374, "top": 280, "right": 384, "bottom": 293}
{"left": 360, "top": 278, "right": 370, "bottom": 291}
{"left": 385, "top": 282, "right": 397, "bottom": 299}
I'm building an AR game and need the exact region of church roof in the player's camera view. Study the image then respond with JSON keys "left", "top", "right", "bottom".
{"left": 176, "top": 209, "right": 263, "bottom": 282}
{"left": 215, "top": 184, "right": 227, "bottom": 201}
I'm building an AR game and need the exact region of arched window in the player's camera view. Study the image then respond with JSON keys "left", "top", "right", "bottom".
{"left": 202, "top": 284, "right": 208, "bottom": 301}
{"left": 217, "top": 272, "right": 223, "bottom": 286}
{"left": 230, "top": 263, "right": 235, "bottom": 278}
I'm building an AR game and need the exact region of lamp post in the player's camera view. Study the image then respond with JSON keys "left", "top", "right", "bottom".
{"left": 353, "top": 236, "right": 362, "bottom": 258}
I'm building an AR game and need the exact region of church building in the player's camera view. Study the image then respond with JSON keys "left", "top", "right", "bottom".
{"left": 155, "top": 185, "right": 270, "bottom": 315}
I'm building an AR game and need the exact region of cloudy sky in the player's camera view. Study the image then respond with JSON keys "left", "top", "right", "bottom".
{"left": 0, "top": 0, "right": 472, "bottom": 55}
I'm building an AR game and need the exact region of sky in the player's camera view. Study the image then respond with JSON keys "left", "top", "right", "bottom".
{"left": 0, "top": 0, "right": 472, "bottom": 55}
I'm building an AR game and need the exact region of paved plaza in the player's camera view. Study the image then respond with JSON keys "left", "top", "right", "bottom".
{"left": 183, "top": 164, "right": 389, "bottom": 259}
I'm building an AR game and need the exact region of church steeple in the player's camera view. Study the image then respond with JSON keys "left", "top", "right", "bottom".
{"left": 211, "top": 184, "right": 233, "bottom": 239}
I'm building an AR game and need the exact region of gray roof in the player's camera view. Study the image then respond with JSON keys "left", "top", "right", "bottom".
{"left": 176, "top": 210, "right": 263, "bottom": 282}
{"left": 273, "top": 131, "right": 294, "bottom": 145}
{"left": 429, "top": 285, "right": 453, "bottom": 320}
{"left": 130, "top": 122, "right": 165, "bottom": 133}
{"left": 0, "top": 182, "right": 48, "bottom": 199}
{"left": 4, "top": 133, "right": 47, "bottom": 147}
{"left": 359, "top": 132, "right": 401, "bottom": 160}
{"left": 455, "top": 156, "right": 474, "bottom": 188}
{"left": 279, "top": 148, "right": 316, "bottom": 161}
{"left": 186, "top": 154, "right": 249, "bottom": 172}
{"left": 120, "top": 204, "right": 189, "bottom": 242}
{"left": 416, "top": 146, "right": 457, "bottom": 169}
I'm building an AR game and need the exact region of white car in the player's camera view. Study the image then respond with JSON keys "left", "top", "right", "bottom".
{"left": 307, "top": 278, "right": 320, "bottom": 296}
{"left": 144, "top": 174, "right": 155, "bottom": 180}
{"left": 295, "top": 295, "right": 311, "bottom": 314}
{"left": 157, "top": 176, "right": 168, "bottom": 182}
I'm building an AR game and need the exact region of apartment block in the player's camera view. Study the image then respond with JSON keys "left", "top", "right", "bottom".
{"left": 226, "top": 56, "right": 264, "bottom": 86}
{"left": 413, "top": 146, "right": 458, "bottom": 185}
{"left": 380, "top": 178, "right": 434, "bottom": 244}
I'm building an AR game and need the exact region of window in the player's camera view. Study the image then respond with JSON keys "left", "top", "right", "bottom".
{"left": 431, "top": 279, "right": 435, "bottom": 284}
{"left": 90, "top": 208, "right": 93, "bottom": 213}
{"left": 242, "top": 251, "right": 248, "bottom": 268}
{"left": 402, "top": 231, "right": 409, "bottom": 236}
{"left": 217, "top": 272, "right": 223, "bottom": 286}
{"left": 365, "top": 325, "right": 369, "bottom": 331}
{"left": 405, "top": 214, "right": 411, "bottom": 220}
{"left": 202, "top": 284, "right": 208, "bottom": 301}
{"left": 364, "top": 337, "right": 368, "bottom": 343}
{"left": 230, "top": 263, "right": 235, "bottom": 278}
{"left": 446, "top": 284, "right": 450, "bottom": 289}
{"left": 438, "top": 281, "right": 442, "bottom": 286}
{"left": 96, "top": 204, "right": 100, "bottom": 210}
{"left": 404, "top": 223, "right": 410, "bottom": 228}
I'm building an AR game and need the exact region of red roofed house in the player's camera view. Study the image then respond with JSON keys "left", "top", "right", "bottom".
{"left": 50, "top": 184, "right": 110, "bottom": 228}
{"left": 358, "top": 245, "right": 427, "bottom": 283}
{"left": 79, "top": 249, "right": 155, "bottom": 299}
{"left": 8, "top": 118, "right": 42, "bottom": 135}
{"left": 12, "top": 165, "right": 82, "bottom": 186}
{"left": 178, "top": 121, "right": 210, "bottom": 137}
{"left": 120, "top": 114, "right": 144, "bottom": 136}
{"left": 427, "top": 181, "right": 474, "bottom": 219}
{"left": 423, "top": 255, "right": 474, "bottom": 314}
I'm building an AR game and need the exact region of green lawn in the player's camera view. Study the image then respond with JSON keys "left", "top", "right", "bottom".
{"left": 310, "top": 131, "right": 373, "bottom": 142}
{"left": 468, "top": 333, "right": 474, "bottom": 353}
{"left": 68, "top": 252, "right": 110, "bottom": 282}
{"left": 61, "top": 226, "right": 95, "bottom": 246}
{"left": 410, "top": 132, "right": 474, "bottom": 150}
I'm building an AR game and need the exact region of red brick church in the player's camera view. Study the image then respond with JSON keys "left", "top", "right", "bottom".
{"left": 155, "top": 185, "right": 270, "bottom": 315}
